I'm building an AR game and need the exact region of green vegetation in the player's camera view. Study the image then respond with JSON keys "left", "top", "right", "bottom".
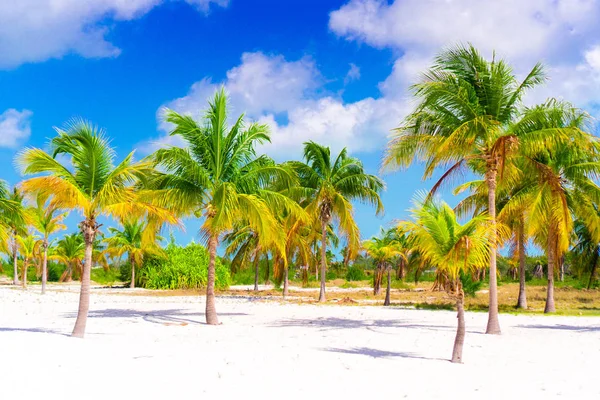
{"left": 0, "top": 43, "right": 599, "bottom": 364}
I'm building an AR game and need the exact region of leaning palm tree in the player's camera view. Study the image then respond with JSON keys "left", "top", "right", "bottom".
{"left": 571, "top": 218, "right": 600, "bottom": 289}
{"left": 400, "top": 195, "right": 493, "bottom": 363}
{"left": 17, "top": 120, "right": 177, "bottom": 338}
{"left": 30, "top": 194, "right": 67, "bottom": 294}
{"left": 146, "top": 88, "right": 300, "bottom": 324}
{"left": 383, "top": 44, "right": 589, "bottom": 334}
{"left": 105, "top": 220, "right": 164, "bottom": 288}
{"left": 290, "top": 142, "right": 384, "bottom": 302}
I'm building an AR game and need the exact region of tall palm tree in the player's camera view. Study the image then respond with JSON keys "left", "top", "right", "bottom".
{"left": 400, "top": 195, "right": 493, "bottom": 363}
{"left": 363, "top": 230, "right": 402, "bottom": 306}
{"left": 146, "top": 88, "right": 299, "bottom": 325}
{"left": 521, "top": 136, "right": 600, "bottom": 312}
{"left": 17, "top": 120, "right": 176, "bottom": 338}
{"left": 30, "top": 194, "right": 67, "bottom": 294}
{"left": 105, "top": 220, "right": 164, "bottom": 288}
{"left": 383, "top": 44, "right": 588, "bottom": 334}
{"left": 290, "top": 142, "right": 384, "bottom": 302}
{"left": 16, "top": 233, "right": 41, "bottom": 289}
{"left": 50, "top": 233, "right": 85, "bottom": 282}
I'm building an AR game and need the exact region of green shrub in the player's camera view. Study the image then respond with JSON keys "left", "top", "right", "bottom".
{"left": 346, "top": 266, "right": 366, "bottom": 281}
{"left": 91, "top": 267, "right": 121, "bottom": 286}
{"left": 460, "top": 271, "right": 483, "bottom": 297}
{"left": 47, "top": 262, "right": 66, "bottom": 282}
{"left": 326, "top": 270, "right": 338, "bottom": 280}
{"left": 140, "top": 242, "right": 230, "bottom": 290}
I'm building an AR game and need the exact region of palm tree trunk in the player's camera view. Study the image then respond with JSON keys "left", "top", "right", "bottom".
{"left": 22, "top": 258, "right": 28, "bottom": 289}
{"left": 283, "top": 265, "right": 289, "bottom": 299}
{"left": 41, "top": 240, "right": 48, "bottom": 295}
{"left": 587, "top": 251, "right": 599, "bottom": 290}
{"left": 485, "top": 167, "right": 501, "bottom": 334}
{"left": 264, "top": 253, "right": 270, "bottom": 284}
{"left": 517, "top": 217, "right": 527, "bottom": 309}
{"left": 206, "top": 234, "right": 219, "bottom": 325}
{"left": 544, "top": 224, "right": 556, "bottom": 313}
{"left": 130, "top": 257, "right": 136, "bottom": 289}
{"left": 253, "top": 254, "right": 260, "bottom": 292}
{"left": 451, "top": 286, "right": 466, "bottom": 363}
{"left": 384, "top": 268, "right": 391, "bottom": 306}
{"left": 12, "top": 241, "right": 18, "bottom": 285}
{"left": 72, "top": 220, "right": 95, "bottom": 338}
{"left": 318, "top": 220, "right": 327, "bottom": 303}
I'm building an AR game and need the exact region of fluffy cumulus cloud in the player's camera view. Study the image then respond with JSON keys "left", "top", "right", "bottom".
{"left": 0, "top": 109, "right": 33, "bottom": 148}
{"left": 0, "top": 0, "right": 228, "bottom": 69}
{"left": 144, "top": 52, "right": 407, "bottom": 158}
{"left": 329, "top": 0, "right": 600, "bottom": 108}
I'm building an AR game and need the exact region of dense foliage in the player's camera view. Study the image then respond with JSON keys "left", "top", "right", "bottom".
{"left": 140, "top": 242, "right": 230, "bottom": 290}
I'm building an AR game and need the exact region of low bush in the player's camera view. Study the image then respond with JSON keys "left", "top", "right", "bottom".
{"left": 140, "top": 242, "right": 230, "bottom": 290}
{"left": 91, "top": 267, "right": 121, "bottom": 286}
{"left": 345, "top": 266, "right": 366, "bottom": 281}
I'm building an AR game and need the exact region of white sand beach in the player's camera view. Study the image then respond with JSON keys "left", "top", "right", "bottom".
{"left": 1, "top": 285, "right": 599, "bottom": 399}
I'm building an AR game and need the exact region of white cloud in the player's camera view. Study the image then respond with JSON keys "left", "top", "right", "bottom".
{"left": 330, "top": 0, "right": 600, "bottom": 109}
{"left": 0, "top": 109, "right": 33, "bottom": 148}
{"left": 0, "top": 0, "right": 228, "bottom": 69}
{"left": 144, "top": 52, "right": 406, "bottom": 158}
{"left": 344, "top": 63, "right": 361, "bottom": 84}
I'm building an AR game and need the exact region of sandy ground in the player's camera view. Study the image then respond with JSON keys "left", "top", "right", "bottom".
{"left": 1, "top": 285, "right": 599, "bottom": 399}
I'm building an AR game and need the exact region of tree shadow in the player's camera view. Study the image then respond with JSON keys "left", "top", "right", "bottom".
{"left": 0, "top": 327, "right": 70, "bottom": 337}
{"left": 323, "top": 347, "right": 447, "bottom": 361}
{"left": 271, "top": 317, "right": 482, "bottom": 334}
{"left": 63, "top": 308, "right": 248, "bottom": 326}
{"left": 517, "top": 324, "right": 600, "bottom": 332}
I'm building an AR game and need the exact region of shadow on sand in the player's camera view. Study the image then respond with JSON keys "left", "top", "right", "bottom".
{"left": 63, "top": 308, "right": 248, "bottom": 326}
{"left": 323, "top": 346, "right": 447, "bottom": 361}
{"left": 516, "top": 324, "right": 600, "bottom": 333}
{"left": 0, "top": 327, "right": 70, "bottom": 336}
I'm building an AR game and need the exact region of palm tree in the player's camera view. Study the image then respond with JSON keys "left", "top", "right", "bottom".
{"left": 383, "top": 44, "right": 588, "bottom": 334}
{"left": 290, "top": 142, "right": 384, "bottom": 302}
{"left": 146, "top": 88, "right": 299, "bottom": 324}
{"left": 16, "top": 233, "right": 41, "bottom": 288}
{"left": 522, "top": 135, "right": 600, "bottom": 312}
{"left": 17, "top": 119, "right": 176, "bottom": 338}
{"left": 51, "top": 233, "right": 85, "bottom": 282}
{"left": 30, "top": 194, "right": 67, "bottom": 294}
{"left": 400, "top": 195, "right": 493, "bottom": 363}
{"left": 363, "top": 230, "right": 402, "bottom": 306}
{"left": 223, "top": 225, "right": 265, "bottom": 291}
{"left": 105, "top": 220, "right": 164, "bottom": 288}
{"left": 571, "top": 219, "right": 600, "bottom": 289}
{"left": 0, "top": 186, "right": 28, "bottom": 285}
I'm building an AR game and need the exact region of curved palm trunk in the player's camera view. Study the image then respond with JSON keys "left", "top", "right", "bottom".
{"left": 384, "top": 268, "right": 391, "bottom": 306}
{"left": 206, "top": 234, "right": 219, "bottom": 325}
{"left": 130, "top": 257, "right": 136, "bottom": 289}
{"left": 485, "top": 168, "right": 501, "bottom": 334}
{"left": 451, "top": 285, "right": 466, "bottom": 363}
{"left": 516, "top": 217, "right": 527, "bottom": 309}
{"left": 72, "top": 220, "right": 96, "bottom": 338}
{"left": 318, "top": 220, "right": 327, "bottom": 303}
{"left": 544, "top": 224, "right": 556, "bottom": 313}
{"left": 41, "top": 239, "right": 49, "bottom": 295}
{"left": 253, "top": 253, "right": 260, "bottom": 292}
{"left": 12, "top": 239, "right": 18, "bottom": 285}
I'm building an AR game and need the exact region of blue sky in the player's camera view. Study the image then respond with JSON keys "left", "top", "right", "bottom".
{"left": 2, "top": 0, "right": 600, "bottom": 250}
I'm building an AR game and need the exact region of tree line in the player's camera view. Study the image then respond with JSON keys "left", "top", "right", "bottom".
{"left": 2, "top": 44, "right": 600, "bottom": 363}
